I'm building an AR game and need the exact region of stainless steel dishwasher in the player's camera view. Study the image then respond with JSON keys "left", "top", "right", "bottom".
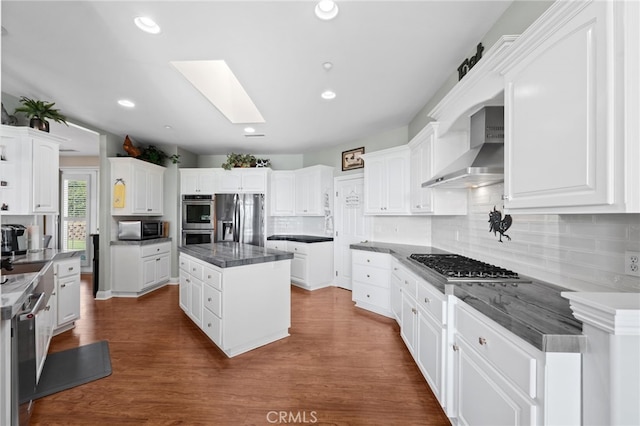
{"left": 10, "top": 262, "right": 54, "bottom": 426}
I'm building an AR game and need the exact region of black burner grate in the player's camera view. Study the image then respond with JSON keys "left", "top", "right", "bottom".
{"left": 409, "top": 253, "right": 520, "bottom": 281}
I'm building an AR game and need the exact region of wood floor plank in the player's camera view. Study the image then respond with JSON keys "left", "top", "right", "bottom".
{"left": 30, "top": 275, "right": 450, "bottom": 425}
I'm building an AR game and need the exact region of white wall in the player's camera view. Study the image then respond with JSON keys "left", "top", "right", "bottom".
{"left": 431, "top": 184, "right": 640, "bottom": 293}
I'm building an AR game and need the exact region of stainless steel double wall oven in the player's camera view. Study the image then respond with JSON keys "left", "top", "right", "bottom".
{"left": 181, "top": 194, "right": 215, "bottom": 245}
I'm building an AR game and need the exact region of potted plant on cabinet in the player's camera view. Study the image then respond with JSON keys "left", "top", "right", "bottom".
{"left": 13, "top": 96, "right": 68, "bottom": 132}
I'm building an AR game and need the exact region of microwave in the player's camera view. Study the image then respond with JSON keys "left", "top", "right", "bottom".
{"left": 118, "top": 220, "right": 164, "bottom": 241}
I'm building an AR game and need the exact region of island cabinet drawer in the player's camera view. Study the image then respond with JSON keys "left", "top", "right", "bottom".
{"left": 188, "top": 261, "right": 204, "bottom": 281}
{"left": 416, "top": 280, "right": 445, "bottom": 324}
{"left": 141, "top": 243, "right": 169, "bottom": 258}
{"left": 202, "top": 309, "right": 222, "bottom": 346}
{"left": 353, "top": 264, "right": 389, "bottom": 288}
{"left": 287, "top": 242, "right": 309, "bottom": 255}
{"left": 203, "top": 284, "right": 222, "bottom": 317}
{"left": 455, "top": 303, "right": 538, "bottom": 398}
{"left": 352, "top": 250, "right": 390, "bottom": 269}
{"left": 203, "top": 266, "right": 221, "bottom": 290}
{"left": 353, "top": 282, "right": 390, "bottom": 308}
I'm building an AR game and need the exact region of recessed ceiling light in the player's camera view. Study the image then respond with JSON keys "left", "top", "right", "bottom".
{"left": 164, "top": 125, "right": 173, "bottom": 130}
{"left": 244, "top": 127, "right": 256, "bottom": 133}
{"left": 118, "top": 99, "right": 135, "bottom": 108}
{"left": 134, "top": 16, "right": 161, "bottom": 34}
{"left": 315, "top": 0, "right": 339, "bottom": 20}
{"left": 322, "top": 62, "right": 333, "bottom": 71}
{"left": 321, "top": 90, "right": 336, "bottom": 100}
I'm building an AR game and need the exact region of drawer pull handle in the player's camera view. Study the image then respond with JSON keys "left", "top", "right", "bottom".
{"left": 366, "top": 274, "right": 370, "bottom": 278}
{"left": 478, "top": 337, "right": 487, "bottom": 346}
{"left": 68, "top": 267, "right": 74, "bottom": 271}
{"left": 452, "top": 344, "right": 459, "bottom": 352}
{"left": 393, "top": 267, "right": 398, "bottom": 271}
{"left": 424, "top": 297, "right": 431, "bottom": 304}
{"left": 207, "top": 323, "right": 212, "bottom": 328}
{"left": 366, "top": 294, "right": 370, "bottom": 298}
{"left": 207, "top": 275, "right": 212, "bottom": 279}
{"left": 367, "top": 259, "right": 370, "bottom": 262}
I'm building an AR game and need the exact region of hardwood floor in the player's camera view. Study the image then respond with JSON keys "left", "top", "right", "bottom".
{"left": 31, "top": 275, "right": 450, "bottom": 425}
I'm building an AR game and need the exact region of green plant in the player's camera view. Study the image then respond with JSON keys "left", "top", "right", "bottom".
{"left": 13, "top": 96, "right": 68, "bottom": 125}
{"left": 222, "top": 153, "right": 256, "bottom": 170}
{"left": 138, "top": 145, "right": 180, "bottom": 166}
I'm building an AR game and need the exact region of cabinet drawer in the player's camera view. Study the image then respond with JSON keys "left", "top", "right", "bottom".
{"left": 417, "top": 280, "right": 445, "bottom": 324}
{"left": 203, "top": 284, "right": 222, "bottom": 317}
{"left": 203, "top": 266, "right": 221, "bottom": 290}
{"left": 141, "top": 243, "right": 169, "bottom": 258}
{"left": 353, "top": 282, "right": 390, "bottom": 309}
{"left": 179, "top": 255, "right": 189, "bottom": 271}
{"left": 456, "top": 303, "right": 538, "bottom": 398}
{"left": 188, "top": 260, "right": 204, "bottom": 281}
{"left": 352, "top": 250, "right": 390, "bottom": 269}
{"left": 265, "top": 241, "right": 287, "bottom": 251}
{"left": 56, "top": 259, "right": 79, "bottom": 279}
{"left": 353, "top": 264, "right": 389, "bottom": 288}
{"left": 202, "top": 308, "right": 222, "bottom": 346}
{"left": 288, "top": 242, "right": 308, "bottom": 255}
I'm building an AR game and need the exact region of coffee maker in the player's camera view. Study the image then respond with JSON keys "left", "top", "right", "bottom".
{"left": 1, "top": 224, "right": 28, "bottom": 255}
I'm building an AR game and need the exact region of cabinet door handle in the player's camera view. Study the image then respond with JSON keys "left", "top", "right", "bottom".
{"left": 186, "top": 278, "right": 190, "bottom": 283}
{"left": 208, "top": 297, "right": 212, "bottom": 302}
{"left": 411, "top": 308, "right": 417, "bottom": 314}
{"left": 424, "top": 297, "right": 431, "bottom": 304}
{"left": 452, "top": 344, "right": 459, "bottom": 352}
{"left": 207, "top": 275, "right": 212, "bottom": 279}
{"left": 157, "top": 248, "right": 160, "bottom": 252}
{"left": 207, "top": 323, "right": 212, "bottom": 328}
{"left": 147, "top": 208, "right": 152, "bottom": 212}
{"left": 366, "top": 259, "right": 370, "bottom": 263}
{"left": 156, "top": 258, "right": 160, "bottom": 261}
{"left": 478, "top": 337, "right": 487, "bottom": 346}
{"left": 366, "top": 274, "right": 370, "bottom": 278}
{"left": 366, "top": 294, "right": 370, "bottom": 298}
{"left": 61, "top": 284, "right": 66, "bottom": 288}
{"left": 68, "top": 267, "right": 74, "bottom": 271}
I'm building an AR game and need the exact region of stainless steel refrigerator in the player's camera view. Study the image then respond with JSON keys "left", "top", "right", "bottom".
{"left": 214, "top": 193, "right": 265, "bottom": 246}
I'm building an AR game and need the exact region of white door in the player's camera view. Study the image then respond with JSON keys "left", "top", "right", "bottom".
{"left": 334, "top": 175, "right": 371, "bottom": 290}
{"left": 60, "top": 173, "right": 92, "bottom": 268}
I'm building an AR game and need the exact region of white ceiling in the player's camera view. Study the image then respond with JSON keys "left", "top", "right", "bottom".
{"left": 1, "top": 1, "right": 512, "bottom": 157}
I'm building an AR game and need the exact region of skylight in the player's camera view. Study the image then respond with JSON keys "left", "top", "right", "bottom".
{"left": 170, "top": 60, "right": 265, "bottom": 124}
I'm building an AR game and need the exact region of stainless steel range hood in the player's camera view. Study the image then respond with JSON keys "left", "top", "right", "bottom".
{"left": 423, "top": 106, "right": 504, "bottom": 189}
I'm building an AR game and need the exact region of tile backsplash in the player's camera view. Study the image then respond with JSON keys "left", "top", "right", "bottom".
{"left": 431, "top": 184, "right": 640, "bottom": 292}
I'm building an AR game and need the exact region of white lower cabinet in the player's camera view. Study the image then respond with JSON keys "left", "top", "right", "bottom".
{"left": 111, "top": 242, "right": 171, "bottom": 296}
{"left": 54, "top": 257, "right": 81, "bottom": 334}
{"left": 351, "top": 250, "right": 392, "bottom": 317}
{"left": 352, "top": 248, "right": 581, "bottom": 425}
{"left": 179, "top": 252, "right": 291, "bottom": 357}
{"left": 266, "top": 240, "right": 334, "bottom": 290}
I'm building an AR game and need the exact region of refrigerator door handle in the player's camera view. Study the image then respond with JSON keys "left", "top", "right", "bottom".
{"left": 233, "top": 194, "right": 240, "bottom": 242}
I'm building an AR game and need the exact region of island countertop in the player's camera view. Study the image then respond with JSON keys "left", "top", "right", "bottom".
{"left": 178, "top": 242, "right": 293, "bottom": 268}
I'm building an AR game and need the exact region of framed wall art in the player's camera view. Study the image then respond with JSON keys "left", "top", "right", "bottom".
{"left": 342, "top": 147, "right": 365, "bottom": 171}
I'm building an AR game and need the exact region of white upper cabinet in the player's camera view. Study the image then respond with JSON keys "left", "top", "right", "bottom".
{"left": 109, "top": 157, "right": 165, "bottom": 216}
{"left": 500, "top": 0, "right": 639, "bottom": 213}
{"left": 217, "top": 168, "right": 268, "bottom": 193}
{"left": 294, "top": 165, "right": 333, "bottom": 216}
{"left": 409, "top": 123, "right": 467, "bottom": 215}
{"left": 180, "top": 168, "right": 217, "bottom": 195}
{"left": 0, "top": 125, "right": 62, "bottom": 215}
{"left": 270, "top": 171, "right": 295, "bottom": 216}
{"left": 362, "top": 146, "right": 410, "bottom": 215}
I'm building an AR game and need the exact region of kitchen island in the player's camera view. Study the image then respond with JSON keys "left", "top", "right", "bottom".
{"left": 178, "top": 242, "right": 293, "bottom": 357}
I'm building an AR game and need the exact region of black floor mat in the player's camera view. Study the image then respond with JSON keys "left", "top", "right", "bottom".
{"left": 32, "top": 340, "right": 112, "bottom": 400}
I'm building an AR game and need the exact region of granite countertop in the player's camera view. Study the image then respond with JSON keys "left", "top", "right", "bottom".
{"left": 179, "top": 242, "right": 293, "bottom": 268}
{"left": 350, "top": 242, "right": 585, "bottom": 353}
{"left": 267, "top": 235, "right": 334, "bottom": 243}
{"left": 1, "top": 249, "right": 82, "bottom": 320}
{"left": 111, "top": 237, "right": 172, "bottom": 246}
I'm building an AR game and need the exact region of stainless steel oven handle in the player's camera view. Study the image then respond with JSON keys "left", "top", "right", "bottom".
{"left": 18, "top": 292, "right": 46, "bottom": 321}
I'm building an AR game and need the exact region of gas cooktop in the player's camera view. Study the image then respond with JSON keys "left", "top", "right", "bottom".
{"left": 408, "top": 253, "right": 525, "bottom": 283}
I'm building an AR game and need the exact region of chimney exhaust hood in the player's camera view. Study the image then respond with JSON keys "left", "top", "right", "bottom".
{"left": 422, "top": 106, "right": 505, "bottom": 189}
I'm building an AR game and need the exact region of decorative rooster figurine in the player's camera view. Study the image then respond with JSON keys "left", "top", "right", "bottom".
{"left": 488, "top": 205, "right": 512, "bottom": 242}
{"left": 123, "top": 135, "right": 142, "bottom": 158}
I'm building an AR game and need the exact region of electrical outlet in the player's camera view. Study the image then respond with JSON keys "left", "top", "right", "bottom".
{"left": 625, "top": 251, "right": 640, "bottom": 277}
